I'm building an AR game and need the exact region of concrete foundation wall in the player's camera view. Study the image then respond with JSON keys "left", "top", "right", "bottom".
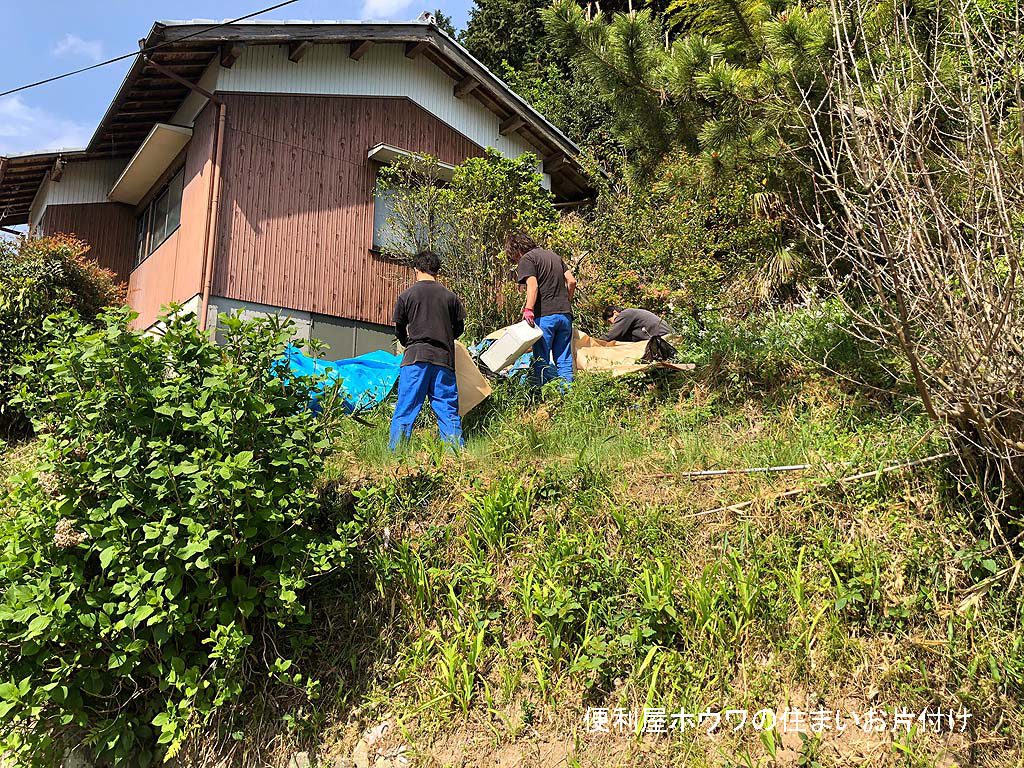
{"left": 201, "top": 296, "right": 394, "bottom": 358}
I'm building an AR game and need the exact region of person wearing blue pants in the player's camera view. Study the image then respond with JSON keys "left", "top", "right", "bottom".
{"left": 390, "top": 363, "right": 462, "bottom": 450}
{"left": 506, "top": 231, "right": 577, "bottom": 386}
{"left": 389, "top": 251, "right": 467, "bottom": 451}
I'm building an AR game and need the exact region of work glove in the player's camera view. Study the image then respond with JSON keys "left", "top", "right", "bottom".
{"left": 523, "top": 307, "right": 536, "bottom": 327}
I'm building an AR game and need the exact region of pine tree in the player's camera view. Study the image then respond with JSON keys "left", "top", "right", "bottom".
{"left": 432, "top": 8, "right": 459, "bottom": 38}
{"left": 542, "top": 0, "right": 831, "bottom": 176}
{"left": 543, "top": 5, "right": 688, "bottom": 176}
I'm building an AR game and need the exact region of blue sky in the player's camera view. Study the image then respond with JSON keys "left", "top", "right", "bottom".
{"left": 0, "top": 0, "right": 474, "bottom": 156}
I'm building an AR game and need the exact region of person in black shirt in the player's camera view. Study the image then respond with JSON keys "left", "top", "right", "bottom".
{"left": 602, "top": 307, "right": 674, "bottom": 342}
{"left": 505, "top": 231, "right": 577, "bottom": 385}
{"left": 389, "top": 251, "right": 467, "bottom": 451}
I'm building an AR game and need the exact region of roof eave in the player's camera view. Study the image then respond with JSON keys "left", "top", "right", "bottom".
{"left": 17, "top": 21, "right": 593, "bottom": 209}
{"left": 84, "top": 22, "right": 163, "bottom": 154}
{"left": 0, "top": 150, "right": 90, "bottom": 226}
{"left": 424, "top": 26, "right": 583, "bottom": 163}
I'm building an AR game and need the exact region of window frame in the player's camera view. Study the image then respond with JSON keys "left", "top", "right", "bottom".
{"left": 132, "top": 167, "right": 184, "bottom": 270}
{"left": 371, "top": 183, "right": 398, "bottom": 253}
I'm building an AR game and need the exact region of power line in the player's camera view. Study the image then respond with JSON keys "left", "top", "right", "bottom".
{"left": 0, "top": 0, "right": 303, "bottom": 99}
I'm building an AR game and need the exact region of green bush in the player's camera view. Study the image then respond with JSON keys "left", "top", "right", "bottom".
{"left": 0, "top": 309, "right": 357, "bottom": 765}
{"left": 679, "top": 298, "right": 898, "bottom": 387}
{"left": 562, "top": 157, "right": 790, "bottom": 334}
{"left": 0, "top": 234, "right": 124, "bottom": 439}
{"left": 377, "top": 148, "right": 558, "bottom": 338}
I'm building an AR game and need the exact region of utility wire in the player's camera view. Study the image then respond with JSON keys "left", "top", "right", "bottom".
{"left": 0, "top": 0, "right": 302, "bottom": 99}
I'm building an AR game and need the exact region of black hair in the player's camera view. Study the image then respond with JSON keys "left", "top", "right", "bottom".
{"left": 413, "top": 250, "right": 441, "bottom": 276}
{"left": 603, "top": 305, "right": 623, "bottom": 320}
{"left": 504, "top": 231, "right": 538, "bottom": 261}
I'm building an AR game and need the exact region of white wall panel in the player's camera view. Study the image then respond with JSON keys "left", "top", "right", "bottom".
{"left": 29, "top": 159, "right": 127, "bottom": 229}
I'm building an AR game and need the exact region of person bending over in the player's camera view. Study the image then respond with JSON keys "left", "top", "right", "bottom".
{"left": 389, "top": 251, "right": 467, "bottom": 451}
{"left": 505, "top": 231, "right": 577, "bottom": 386}
{"left": 602, "top": 306, "right": 674, "bottom": 342}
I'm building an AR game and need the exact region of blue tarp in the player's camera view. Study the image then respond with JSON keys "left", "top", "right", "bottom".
{"left": 281, "top": 345, "right": 401, "bottom": 413}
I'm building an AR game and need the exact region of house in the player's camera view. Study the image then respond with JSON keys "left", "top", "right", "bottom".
{"left": 0, "top": 19, "right": 592, "bottom": 356}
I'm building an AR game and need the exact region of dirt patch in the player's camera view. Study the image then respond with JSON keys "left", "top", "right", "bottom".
{"left": 425, "top": 731, "right": 637, "bottom": 768}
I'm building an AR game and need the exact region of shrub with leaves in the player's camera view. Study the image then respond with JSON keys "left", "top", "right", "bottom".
{"left": 563, "top": 157, "right": 788, "bottom": 334}
{"left": 678, "top": 297, "right": 899, "bottom": 389}
{"left": 0, "top": 308, "right": 357, "bottom": 766}
{"left": 377, "top": 148, "right": 558, "bottom": 337}
{"left": 0, "top": 234, "right": 124, "bottom": 438}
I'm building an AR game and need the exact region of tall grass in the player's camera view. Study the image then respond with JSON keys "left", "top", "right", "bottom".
{"left": 230, "top": 326, "right": 1018, "bottom": 765}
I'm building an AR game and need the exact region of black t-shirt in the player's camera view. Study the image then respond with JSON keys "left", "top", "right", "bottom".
{"left": 515, "top": 247, "right": 572, "bottom": 318}
{"left": 603, "top": 308, "right": 674, "bottom": 342}
{"left": 393, "top": 280, "right": 466, "bottom": 369}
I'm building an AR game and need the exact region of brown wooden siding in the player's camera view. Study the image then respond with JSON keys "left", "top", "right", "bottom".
{"left": 213, "top": 94, "right": 486, "bottom": 326}
{"left": 40, "top": 202, "right": 135, "bottom": 283}
{"left": 126, "top": 104, "right": 218, "bottom": 329}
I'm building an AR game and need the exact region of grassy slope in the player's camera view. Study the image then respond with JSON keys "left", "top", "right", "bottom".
{"left": 259, "top": 370, "right": 1024, "bottom": 768}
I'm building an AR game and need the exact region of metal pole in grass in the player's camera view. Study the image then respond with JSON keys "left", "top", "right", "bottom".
{"left": 687, "top": 451, "right": 955, "bottom": 519}
{"left": 651, "top": 464, "right": 817, "bottom": 479}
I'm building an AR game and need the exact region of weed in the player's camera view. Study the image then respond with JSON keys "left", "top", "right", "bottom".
{"left": 435, "top": 620, "right": 488, "bottom": 713}
{"left": 465, "top": 477, "right": 533, "bottom": 558}
{"left": 635, "top": 559, "right": 681, "bottom": 645}
{"left": 105, "top": 351, "right": 1024, "bottom": 766}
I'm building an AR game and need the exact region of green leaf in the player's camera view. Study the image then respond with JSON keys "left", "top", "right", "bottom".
{"left": 99, "top": 547, "right": 118, "bottom": 570}
{"left": 27, "top": 614, "right": 52, "bottom": 636}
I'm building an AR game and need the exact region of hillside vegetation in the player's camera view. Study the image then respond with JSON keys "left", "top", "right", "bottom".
{"left": 1, "top": 255, "right": 1021, "bottom": 768}
{"left": 2, "top": 0, "right": 1023, "bottom": 762}
{"left": 184, "top": 360, "right": 1022, "bottom": 767}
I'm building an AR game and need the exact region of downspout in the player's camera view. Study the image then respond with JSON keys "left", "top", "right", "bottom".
{"left": 198, "top": 101, "right": 226, "bottom": 333}
{"left": 142, "top": 51, "right": 225, "bottom": 333}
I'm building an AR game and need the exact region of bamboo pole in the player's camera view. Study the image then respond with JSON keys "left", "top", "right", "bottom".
{"left": 687, "top": 452, "right": 955, "bottom": 519}
{"left": 651, "top": 463, "right": 817, "bottom": 480}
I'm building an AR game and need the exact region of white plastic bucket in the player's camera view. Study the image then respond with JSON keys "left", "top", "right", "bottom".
{"left": 480, "top": 321, "right": 543, "bottom": 373}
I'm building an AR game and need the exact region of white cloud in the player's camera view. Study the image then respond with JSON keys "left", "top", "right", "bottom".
{"left": 360, "top": 0, "right": 415, "bottom": 20}
{"left": 0, "top": 95, "right": 92, "bottom": 155}
{"left": 51, "top": 33, "right": 105, "bottom": 63}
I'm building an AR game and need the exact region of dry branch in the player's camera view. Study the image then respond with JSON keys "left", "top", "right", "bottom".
{"left": 785, "top": 0, "right": 1024, "bottom": 512}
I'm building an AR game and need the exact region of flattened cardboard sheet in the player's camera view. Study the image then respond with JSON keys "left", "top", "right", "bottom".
{"left": 455, "top": 342, "right": 492, "bottom": 416}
